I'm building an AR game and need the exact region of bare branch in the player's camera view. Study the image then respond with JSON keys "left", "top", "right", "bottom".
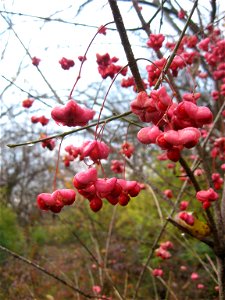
{"left": 0, "top": 244, "right": 97, "bottom": 298}
{"left": 108, "top": 0, "right": 145, "bottom": 92}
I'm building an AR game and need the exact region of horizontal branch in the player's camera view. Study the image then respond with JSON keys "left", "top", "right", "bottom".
{"left": 7, "top": 111, "right": 132, "bottom": 148}
{"left": 0, "top": 10, "right": 142, "bottom": 31}
{"left": 0, "top": 244, "right": 97, "bottom": 298}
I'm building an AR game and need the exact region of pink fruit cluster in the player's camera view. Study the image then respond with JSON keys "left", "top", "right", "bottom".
{"left": 110, "top": 160, "right": 124, "bottom": 174}
{"left": 98, "top": 25, "right": 107, "bottom": 35}
{"left": 196, "top": 188, "right": 219, "bottom": 209}
{"left": 32, "top": 56, "right": 41, "bottom": 66}
{"left": 121, "top": 76, "right": 148, "bottom": 92}
{"left": 147, "top": 54, "right": 198, "bottom": 85}
{"left": 22, "top": 98, "right": 34, "bottom": 108}
{"left": 198, "top": 30, "right": 225, "bottom": 73}
{"left": 152, "top": 268, "right": 164, "bottom": 277}
{"left": 212, "top": 83, "right": 225, "bottom": 101}
{"left": 120, "top": 142, "right": 134, "bottom": 158}
{"left": 63, "top": 144, "right": 81, "bottom": 167}
{"left": 163, "top": 189, "right": 173, "bottom": 198}
{"left": 96, "top": 53, "right": 127, "bottom": 79}
{"left": 194, "top": 168, "right": 204, "bottom": 176}
{"left": 81, "top": 140, "right": 110, "bottom": 162}
{"left": 73, "top": 167, "right": 141, "bottom": 212}
{"left": 146, "top": 58, "right": 166, "bottom": 87}
{"left": 31, "top": 115, "right": 49, "bottom": 126}
{"left": 178, "top": 10, "right": 185, "bottom": 19}
{"left": 40, "top": 133, "right": 56, "bottom": 151}
{"left": 59, "top": 57, "right": 75, "bottom": 70}
{"left": 178, "top": 211, "right": 195, "bottom": 225}
{"left": 147, "top": 34, "right": 165, "bottom": 51}
{"left": 51, "top": 100, "right": 95, "bottom": 127}
{"left": 179, "top": 201, "right": 189, "bottom": 211}
{"left": 212, "top": 173, "right": 224, "bottom": 190}
{"left": 146, "top": 34, "right": 200, "bottom": 83}
{"left": 121, "top": 76, "right": 135, "bottom": 88}
{"left": 190, "top": 272, "right": 199, "bottom": 280}
{"left": 186, "top": 35, "right": 198, "bottom": 48}
{"left": 63, "top": 140, "right": 110, "bottom": 167}
{"left": 210, "top": 137, "right": 225, "bottom": 161}
{"left": 171, "top": 100, "right": 213, "bottom": 129}
{"left": 37, "top": 189, "right": 76, "bottom": 213}
{"left": 155, "top": 240, "right": 174, "bottom": 260}
{"left": 132, "top": 86, "right": 213, "bottom": 161}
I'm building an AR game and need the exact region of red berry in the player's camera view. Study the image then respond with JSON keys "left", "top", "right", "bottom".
{"left": 51, "top": 189, "right": 76, "bottom": 206}
{"left": 89, "top": 197, "right": 103, "bottom": 212}
{"left": 152, "top": 268, "right": 164, "bottom": 277}
{"left": 32, "top": 56, "right": 41, "bottom": 66}
{"left": 59, "top": 57, "right": 75, "bottom": 70}
{"left": 73, "top": 168, "right": 97, "bottom": 189}
{"left": 37, "top": 193, "right": 52, "bottom": 210}
{"left": 118, "top": 193, "right": 130, "bottom": 206}
{"left": 51, "top": 100, "right": 95, "bottom": 127}
{"left": 22, "top": 98, "right": 34, "bottom": 108}
{"left": 147, "top": 34, "right": 165, "bottom": 51}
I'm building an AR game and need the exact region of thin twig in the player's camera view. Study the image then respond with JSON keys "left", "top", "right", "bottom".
{"left": 0, "top": 10, "right": 142, "bottom": 31}
{"left": 154, "top": 0, "right": 199, "bottom": 89}
{"left": 69, "top": 21, "right": 114, "bottom": 99}
{"left": 1, "top": 14, "right": 62, "bottom": 104}
{"left": 132, "top": 179, "right": 189, "bottom": 300}
{"left": 7, "top": 111, "right": 132, "bottom": 148}
{"left": 1, "top": 75, "right": 52, "bottom": 108}
{"left": 179, "top": 156, "right": 201, "bottom": 192}
{"left": 0, "top": 244, "right": 96, "bottom": 299}
{"left": 104, "top": 205, "right": 117, "bottom": 269}
{"left": 146, "top": 184, "right": 164, "bottom": 225}
{"left": 71, "top": 230, "right": 100, "bottom": 266}
{"left": 146, "top": 266, "right": 179, "bottom": 300}
{"left": 205, "top": 253, "right": 219, "bottom": 278}
{"left": 201, "top": 101, "right": 225, "bottom": 149}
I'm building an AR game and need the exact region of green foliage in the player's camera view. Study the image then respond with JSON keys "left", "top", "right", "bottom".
{"left": 29, "top": 226, "right": 48, "bottom": 246}
{"left": 0, "top": 205, "right": 26, "bottom": 262}
{"left": 0, "top": 186, "right": 10, "bottom": 204}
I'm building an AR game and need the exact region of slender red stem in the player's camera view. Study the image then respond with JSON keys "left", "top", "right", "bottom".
{"left": 69, "top": 21, "right": 114, "bottom": 99}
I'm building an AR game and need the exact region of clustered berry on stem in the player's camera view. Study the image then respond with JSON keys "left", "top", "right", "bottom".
{"left": 51, "top": 99, "right": 95, "bottom": 127}
{"left": 59, "top": 57, "right": 75, "bottom": 70}
{"left": 131, "top": 86, "right": 213, "bottom": 162}
{"left": 40, "top": 133, "right": 56, "bottom": 151}
{"left": 73, "top": 167, "right": 142, "bottom": 212}
{"left": 31, "top": 115, "right": 49, "bottom": 126}
{"left": 98, "top": 25, "right": 107, "bottom": 35}
{"left": 196, "top": 188, "right": 219, "bottom": 209}
{"left": 110, "top": 160, "right": 124, "bottom": 174}
{"left": 178, "top": 211, "right": 195, "bottom": 225}
{"left": 36, "top": 95, "right": 143, "bottom": 213}
{"left": 35, "top": 23, "right": 224, "bottom": 225}
{"left": 147, "top": 34, "right": 165, "bottom": 51}
{"left": 37, "top": 189, "right": 76, "bottom": 213}
{"left": 32, "top": 56, "right": 41, "bottom": 66}
{"left": 22, "top": 98, "right": 34, "bottom": 108}
{"left": 96, "top": 53, "right": 127, "bottom": 79}
{"left": 155, "top": 240, "right": 173, "bottom": 260}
